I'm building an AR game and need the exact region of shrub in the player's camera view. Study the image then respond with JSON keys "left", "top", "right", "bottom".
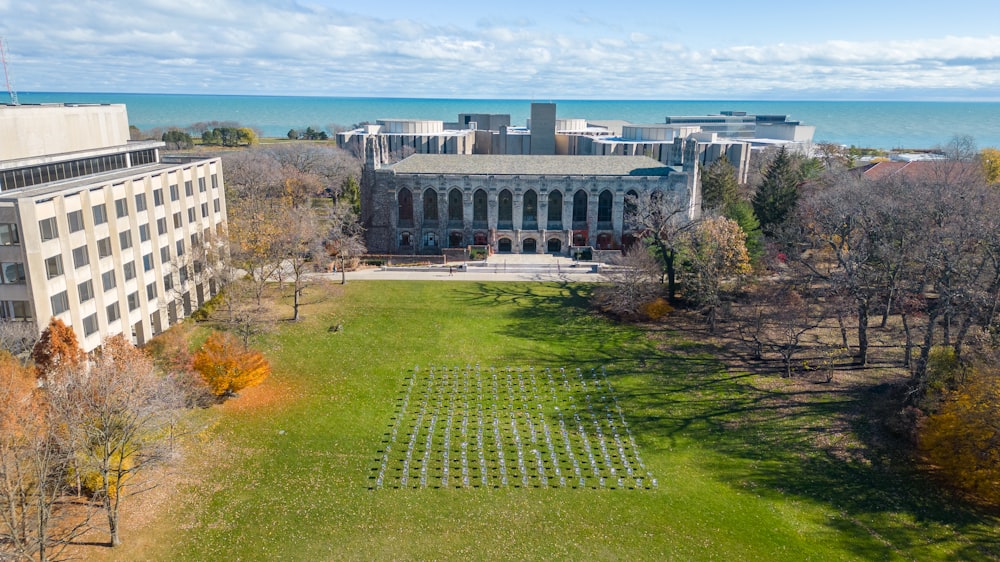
{"left": 642, "top": 298, "right": 673, "bottom": 321}
{"left": 193, "top": 331, "right": 270, "bottom": 397}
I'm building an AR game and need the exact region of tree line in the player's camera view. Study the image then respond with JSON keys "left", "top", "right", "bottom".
{"left": 600, "top": 138, "right": 1000, "bottom": 505}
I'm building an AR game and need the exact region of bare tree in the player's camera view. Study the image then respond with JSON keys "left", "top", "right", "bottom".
{"left": 278, "top": 205, "right": 325, "bottom": 321}
{"left": 326, "top": 201, "right": 366, "bottom": 285}
{"left": 625, "top": 190, "right": 698, "bottom": 300}
{"left": 46, "top": 336, "right": 181, "bottom": 548}
{"left": 0, "top": 353, "right": 87, "bottom": 561}
{"left": 592, "top": 246, "right": 663, "bottom": 319}
{"left": 736, "top": 284, "right": 822, "bottom": 377}
{"left": 0, "top": 320, "right": 39, "bottom": 358}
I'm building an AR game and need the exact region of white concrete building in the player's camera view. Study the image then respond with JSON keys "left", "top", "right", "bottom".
{"left": 0, "top": 103, "right": 227, "bottom": 351}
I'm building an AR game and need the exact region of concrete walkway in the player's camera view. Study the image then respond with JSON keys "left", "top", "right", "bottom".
{"left": 314, "top": 253, "right": 610, "bottom": 282}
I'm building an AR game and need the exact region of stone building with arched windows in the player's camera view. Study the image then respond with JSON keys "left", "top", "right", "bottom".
{"left": 361, "top": 154, "right": 698, "bottom": 256}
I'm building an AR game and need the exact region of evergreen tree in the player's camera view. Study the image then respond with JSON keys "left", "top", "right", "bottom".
{"left": 752, "top": 146, "right": 800, "bottom": 233}
{"left": 701, "top": 156, "right": 740, "bottom": 211}
{"left": 723, "top": 200, "right": 763, "bottom": 263}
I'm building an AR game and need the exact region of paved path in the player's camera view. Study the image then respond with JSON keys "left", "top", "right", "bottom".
{"left": 313, "top": 254, "right": 611, "bottom": 282}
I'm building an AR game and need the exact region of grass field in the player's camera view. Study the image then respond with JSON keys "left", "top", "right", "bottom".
{"left": 89, "top": 281, "right": 999, "bottom": 561}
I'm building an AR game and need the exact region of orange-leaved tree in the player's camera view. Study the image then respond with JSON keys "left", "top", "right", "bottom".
{"left": 30, "top": 317, "right": 85, "bottom": 377}
{"left": 0, "top": 350, "right": 84, "bottom": 560}
{"left": 192, "top": 331, "right": 270, "bottom": 397}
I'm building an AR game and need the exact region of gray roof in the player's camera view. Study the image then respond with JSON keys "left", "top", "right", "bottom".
{"left": 384, "top": 155, "right": 675, "bottom": 177}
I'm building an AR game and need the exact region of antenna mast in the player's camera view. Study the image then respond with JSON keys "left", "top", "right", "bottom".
{"left": 0, "top": 37, "right": 19, "bottom": 106}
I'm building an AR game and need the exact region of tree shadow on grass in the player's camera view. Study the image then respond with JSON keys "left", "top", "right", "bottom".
{"left": 449, "top": 281, "right": 1000, "bottom": 560}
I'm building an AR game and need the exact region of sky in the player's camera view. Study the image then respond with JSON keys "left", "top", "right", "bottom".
{"left": 1, "top": 0, "right": 999, "bottom": 100}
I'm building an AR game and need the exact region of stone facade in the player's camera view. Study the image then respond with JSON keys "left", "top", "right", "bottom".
{"left": 362, "top": 154, "right": 697, "bottom": 256}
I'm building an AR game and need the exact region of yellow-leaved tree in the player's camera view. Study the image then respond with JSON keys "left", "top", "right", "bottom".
{"left": 193, "top": 331, "right": 270, "bottom": 397}
{"left": 981, "top": 147, "right": 1000, "bottom": 184}
{"left": 920, "top": 351, "right": 1000, "bottom": 505}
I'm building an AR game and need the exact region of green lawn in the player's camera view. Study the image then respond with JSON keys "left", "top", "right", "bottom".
{"left": 102, "top": 281, "right": 999, "bottom": 561}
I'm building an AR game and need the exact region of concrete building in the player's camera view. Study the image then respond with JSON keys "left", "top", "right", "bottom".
{"left": 0, "top": 103, "right": 227, "bottom": 351}
{"left": 336, "top": 118, "right": 476, "bottom": 164}
{"left": 528, "top": 103, "right": 556, "bottom": 155}
{"left": 664, "top": 110, "right": 815, "bottom": 150}
{"left": 362, "top": 154, "right": 697, "bottom": 255}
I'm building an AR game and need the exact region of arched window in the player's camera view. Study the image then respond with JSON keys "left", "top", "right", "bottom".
{"left": 498, "top": 189, "right": 513, "bottom": 227}
{"left": 398, "top": 188, "right": 413, "bottom": 225}
{"left": 473, "top": 189, "right": 487, "bottom": 223}
{"left": 522, "top": 190, "right": 537, "bottom": 226}
{"left": 548, "top": 190, "right": 563, "bottom": 226}
{"left": 448, "top": 189, "right": 463, "bottom": 222}
{"left": 572, "top": 190, "right": 588, "bottom": 224}
{"left": 624, "top": 190, "right": 639, "bottom": 224}
{"left": 423, "top": 189, "right": 438, "bottom": 222}
{"left": 598, "top": 190, "right": 613, "bottom": 224}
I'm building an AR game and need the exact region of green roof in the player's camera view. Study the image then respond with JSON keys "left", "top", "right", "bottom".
{"left": 383, "top": 155, "right": 675, "bottom": 177}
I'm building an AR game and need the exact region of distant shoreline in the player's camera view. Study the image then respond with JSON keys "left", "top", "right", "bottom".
{"left": 10, "top": 92, "right": 1000, "bottom": 150}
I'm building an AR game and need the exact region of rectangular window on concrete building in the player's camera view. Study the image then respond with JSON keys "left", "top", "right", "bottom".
{"left": 185, "top": 181, "right": 193, "bottom": 196}
{"left": 173, "top": 212, "right": 182, "bottom": 228}
{"left": 143, "top": 253, "right": 154, "bottom": 271}
{"left": 163, "top": 273, "right": 173, "bottom": 291}
{"left": 154, "top": 189, "right": 164, "bottom": 206}
{"left": 135, "top": 193, "right": 147, "bottom": 212}
{"left": 170, "top": 184, "right": 179, "bottom": 201}
{"left": 214, "top": 198, "right": 221, "bottom": 213}
{"left": 0, "top": 301, "right": 31, "bottom": 321}
{"left": 39, "top": 217, "right": 58, "bottom": 241}
{"left": 139, "top": 224, "right": 150, "bottom": 242}
{"left": 72, "top": 246, "right": 89, "bottom": 269}
{"left": 124, "top": 262, "right": 136, "bottom": 280}
{"left": 97, "top": 237, "right": 113, "bottom": 259}
{"left": 201, "top": 203, "right": 209, "bottom": 218}
{"left": 157, "top": 217, "right": 167, "bottom": 235}
{"left": 198, "top": 177, "right": 206, "bottom": 192}
{"left": 0, "top": 224, "right": 19, "bottom": 245}
{"left": 82, "top": 313, "right": 98, "bottom": 336}
{"left": 160, "top": 246, "right": 170, "bottom": 262}
{"left": 101, "top": 270, "right": 116, "bottom": 292}
{"left": 119, "top": 230, "right": 133, "bottom": 250}
{"left": 92, "top": 204, "right": 107, "bottom": 225}
{"left": 45, "top": 255, "right": 63, "bottom": 279}
{"left": 68, "top": 210, "right": 84, "bottom": 233}
{"left": 78, "top": 280, "right": 94, "bottom": 302}
{"left": 211, "top": 174, "right": 218, "bottom": 189}
{"left": 1, "top": 262, "right": 25, "bottom": 284}
{"left": 146, "top": 282, "right": 157, "bottom": 300}
{"left": 187, "top": 208, "right": 195, "bottom": 223}
{"left": 127, "top": 291, "right": 139, "bottom": 311}
{"left": 106, "top": 302, "right": 120, "bottom": 323}
{"left": 50, "top": 291, "right": 69, "bottom": 315}
{"left": 115, "top": 198, "right": 128, "bottom": 218}
{"left": 176, "top": 240, "right": 185, "bottom": 257}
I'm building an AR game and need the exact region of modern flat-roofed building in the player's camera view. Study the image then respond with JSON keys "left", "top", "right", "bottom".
{"left": 336, "top": 118, "right": 476, "bottom": 164}
{"left": 0, "top": 103, "right": 227, "bottom": 351}
{"left": 362, "top": 154, "right": 697, "bottom": 255}
{"left": 664, "top": 111, "right": 815, "bottom": 149}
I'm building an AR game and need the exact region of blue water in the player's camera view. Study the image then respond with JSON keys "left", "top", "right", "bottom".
{"left": 11, "top": 92, "right": 1000, "bottom": 150}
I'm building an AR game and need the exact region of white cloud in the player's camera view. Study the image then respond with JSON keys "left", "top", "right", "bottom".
{"left": 0, "top": 1, "right": 997, "bottom": 99}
